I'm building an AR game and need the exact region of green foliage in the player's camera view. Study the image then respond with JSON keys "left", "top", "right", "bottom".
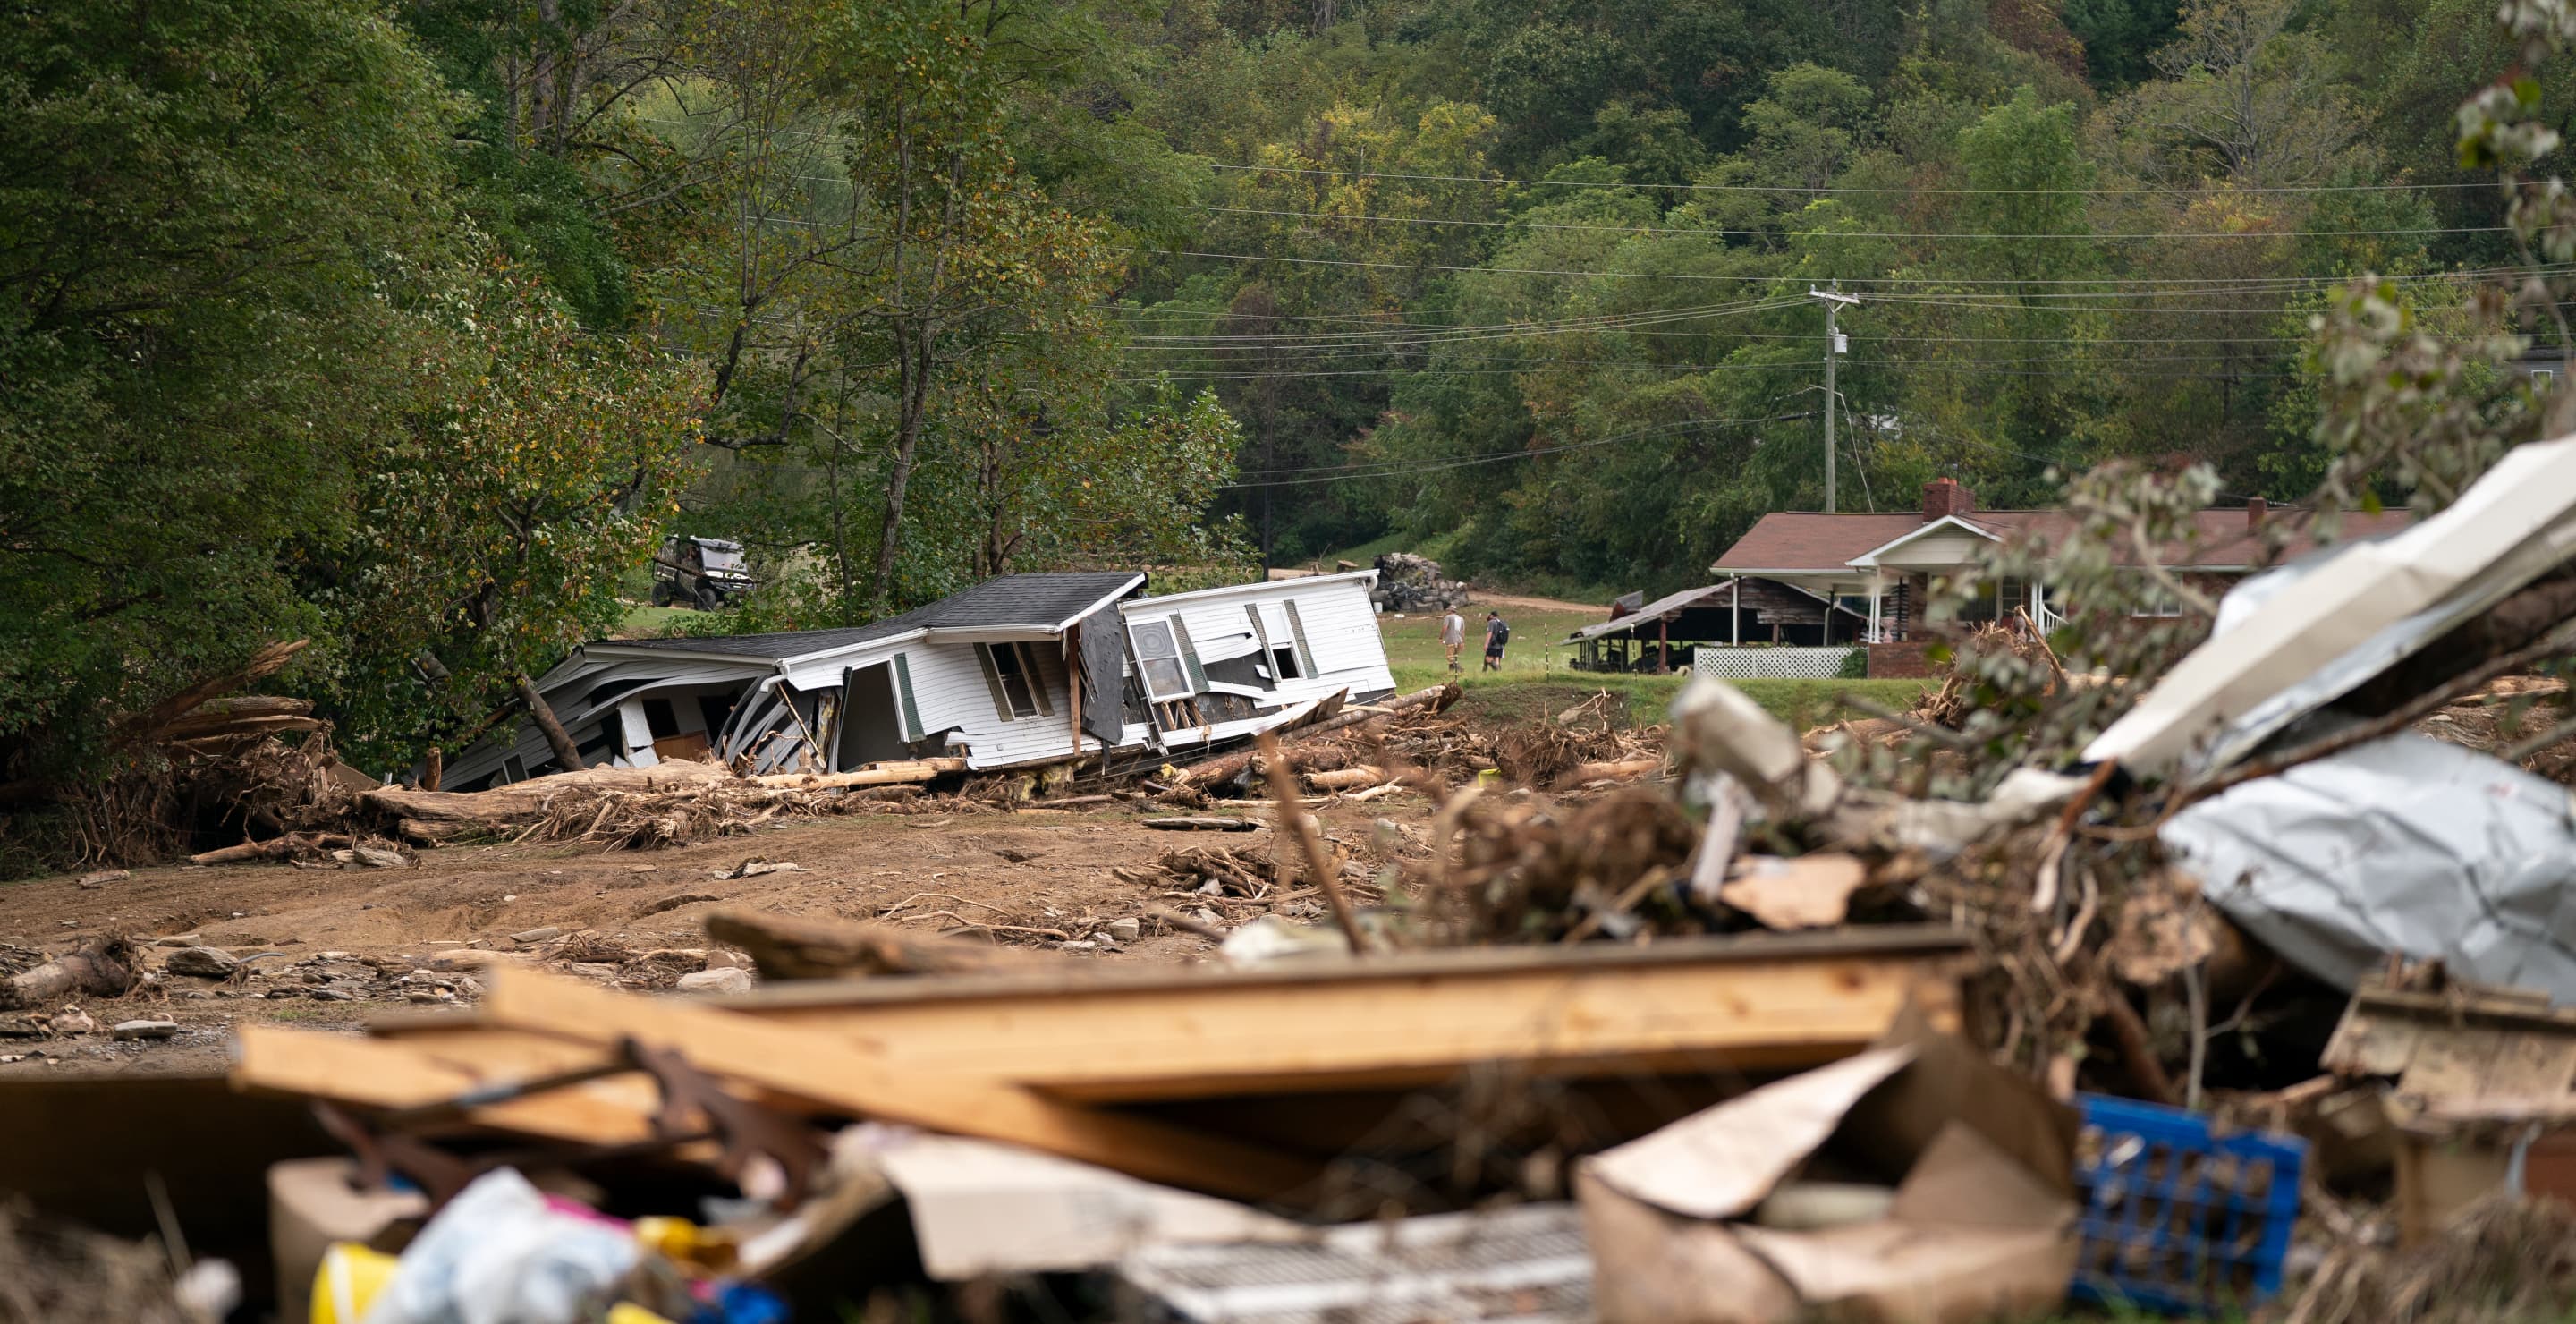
{"left": 0, "top": 0, "right": 459, "bottom": 779}
{"left": 322, "top": 271, "right": 705, "bottom": 768}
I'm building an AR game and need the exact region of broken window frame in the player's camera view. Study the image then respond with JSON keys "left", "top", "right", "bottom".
{"left": 975, "top": 641, "right": 1054, "bottom": 722}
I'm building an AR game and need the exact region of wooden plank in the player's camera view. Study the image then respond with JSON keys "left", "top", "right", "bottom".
{"left": 476, "top": 967, "right": 1318, "bottom": 1202}
{"left": 231, "top": 1023, "right": 658, "bottom": 1144}
{"left": 417, "top": 928, "right": 1958, "bottom": 1105}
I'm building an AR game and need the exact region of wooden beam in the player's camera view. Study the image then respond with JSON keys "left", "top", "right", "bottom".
{"left": 475, "top": 967, "right": 1319, "bottom": 1202}
{"left": 748, "top": 758, "right": 964, "bottom": 790}
{"left": 230, "top": 1023, "right": 658, "bottom": 1144}
{"left": 615, "top": 928, "right": 1962, "bottom": 1103}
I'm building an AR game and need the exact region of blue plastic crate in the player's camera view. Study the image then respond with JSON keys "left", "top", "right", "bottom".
{"left": 2070, "top": 1092, "right": 2308, "bottom": 1316}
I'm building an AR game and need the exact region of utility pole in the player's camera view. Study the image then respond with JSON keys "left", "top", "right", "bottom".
{"left": 1809, "top": 287, "right": 1858, "bottom": 513}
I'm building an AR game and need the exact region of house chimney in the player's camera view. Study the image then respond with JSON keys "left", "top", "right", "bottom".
{"left": 2246, "top": 496, "right": 2268, "bottom": 530}
{"left": 1921, "top": 477, "right": 1976, "bottom": 522}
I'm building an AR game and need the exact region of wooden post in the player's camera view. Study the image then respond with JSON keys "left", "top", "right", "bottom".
{"left": 1658, "top": 616, "right": 1671, "bottom": 674}
{"left": 1065, "top": 625, "right": 1083, "bottom": 758}
{"left": 514, "top": 673, "right": 584, "bottom": 772}
{"left": 423, "top": 746, "right": 443, "bottom": 793}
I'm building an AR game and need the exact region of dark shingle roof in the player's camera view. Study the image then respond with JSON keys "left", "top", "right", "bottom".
{"left": 605, "top": 572, "right": 1144, "bottom": 659}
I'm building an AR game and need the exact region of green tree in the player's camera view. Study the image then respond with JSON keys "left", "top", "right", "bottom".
{"left": 0, "top": 0, "right": 460, "bottom": 783}
{"left": 324, "top": 271, "right": 705, "bottom": 767}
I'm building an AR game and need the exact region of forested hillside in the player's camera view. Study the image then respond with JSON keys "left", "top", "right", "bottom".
{"left": 4, "top": 0, "right": 2570, "bottom": 787}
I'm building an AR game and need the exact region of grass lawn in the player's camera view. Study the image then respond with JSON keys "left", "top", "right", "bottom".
{"left": 614, "top": 603, "right": 699, "bottom": 638}
{"left": 1377, "top": 604, "right": 1931, "bottom": 731}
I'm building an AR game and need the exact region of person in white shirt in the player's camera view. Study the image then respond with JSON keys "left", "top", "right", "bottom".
{"left": 1441, "top": 609, "right": 1466, "bottom": 672}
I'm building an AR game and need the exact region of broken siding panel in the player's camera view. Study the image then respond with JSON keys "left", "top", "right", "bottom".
{"left": 904, "top": 640, "right": 1096, "bottom": 769}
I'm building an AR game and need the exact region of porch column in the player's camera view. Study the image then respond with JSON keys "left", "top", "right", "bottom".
{"left": 1730, "top": 577, "right": 1741, "bottom": 645}
{"left": 1868, "top": 581, "right": 1882, "bottom": 644}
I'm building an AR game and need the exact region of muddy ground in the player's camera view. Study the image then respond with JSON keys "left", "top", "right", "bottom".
{"left": 0, "top": 793, "right": 1444, "bottom": 1078}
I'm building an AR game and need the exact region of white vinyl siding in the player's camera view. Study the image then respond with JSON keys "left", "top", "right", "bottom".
{"left": 1122, "top": 576, "right": 1394, "bottom": 717}
{"left": 901, "top": 638, "right": 1090, "bottom": 769}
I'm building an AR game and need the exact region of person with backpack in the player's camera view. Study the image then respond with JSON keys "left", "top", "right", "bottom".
{"left": 1482, "top": 611, "right": 1509, "bottom": 671}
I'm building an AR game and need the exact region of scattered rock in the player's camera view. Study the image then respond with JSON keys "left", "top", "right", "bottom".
{"left": 76, "top": 870, "right": 129, "bottom": 889}
{"left": 674, "top": 967, "right": 753, "bottom": 996}
{"left": 48, "top": 1007, "right": 96, "bottom": 1036}
{"left": 155, "top": 934, "right": 202, "bottom": 948}
{"left": 510, "top": 926, "right": 563, "bottom": 945}
{"left": 309, "top": 988, "right": 355, "bottom": 1001}
{"left": 636, "top": 894, "right": 721, "bottom": 918}
{"left": 995, "top": 848, "right": 1038, "bottom": 863}
{"left": 165, "top": 947, "right": 241, "bottom": 979}
{"left": 111, "top": 1020, "right": 179, "bottom": 1041}
{"left": 567, "top": 963, "right": 623, "bottom": 981}
{"left": 701, "top": 949, "right": 749, "bottom": 971}
{"left": 1107, "top": 918, "right": 1142, "bottom": 944}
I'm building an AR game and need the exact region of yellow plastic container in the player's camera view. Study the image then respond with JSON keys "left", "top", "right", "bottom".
{"left": 309, "top": 1243, "right": 398, "bottom": 1324}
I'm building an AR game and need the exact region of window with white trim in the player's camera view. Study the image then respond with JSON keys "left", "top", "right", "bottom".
{"left": 1129, "top": 618, "right": 1193, "bottom": 700}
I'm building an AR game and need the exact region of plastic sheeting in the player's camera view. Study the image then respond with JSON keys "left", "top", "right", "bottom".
{"left": 2161, "top": 734, "right": 2576, "bottom": 1000}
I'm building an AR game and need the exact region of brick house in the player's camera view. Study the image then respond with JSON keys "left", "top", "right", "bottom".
{"left": 1706, "top": 478, "right": 2414, "bottom": 647}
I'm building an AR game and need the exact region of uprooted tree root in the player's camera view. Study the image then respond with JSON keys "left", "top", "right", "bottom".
{"left": 1402, "top": 785, "right": 1702, "bottom": 945}
{"left": 46, "top": 729, "right": 358, "bottom": 872}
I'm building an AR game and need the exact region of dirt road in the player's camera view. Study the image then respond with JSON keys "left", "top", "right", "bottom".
{"left": 0, "top": 795, "right": 1431, "bottom": 1076}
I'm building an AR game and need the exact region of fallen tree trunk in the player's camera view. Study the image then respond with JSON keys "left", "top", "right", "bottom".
{"left": 191, "top": 832, "right": 352, "bottom": 866}
{"left": 0, "top": 938, "right": 141, "bottom": 1011}
{"left": 1174, "top": 683, "right": 1459, "bottom": 786}
{"left": 703, "top": 909, "right": 1049, "bottom": 980}
{"left": 363, "top": 760, "right": 734, "bottom": 826}
{"left": 1305, "top": 766, "right": 1386, "bottom": 791}
{"left": 516, "top": 672, "right": 584, "bottom": 773}
{"left": 748, "top": 759, "right": 964, "bottom": 790}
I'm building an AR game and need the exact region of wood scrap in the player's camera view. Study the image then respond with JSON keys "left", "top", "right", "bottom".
{"left": 703, "top": 909, "right": 1053, "bottom": 980}
{"left": 476, "top": 965, "right": 1318, "bottom": 1201}
{"left": 0, "top": 937, "right": 141, "bottom": 1012}
{"left": 1304, "top": 766, "right": 1385, "bottom": 791}
{"left": 1572, "top": 757, "right": 1663, "bottom": 783}
{"left": 1257, "top": 734, "right": 1374, "bottom": 955}
{"left": 1142, "top": 816, "right": 1259, "bottom": 832}
{"left": 1172, "top": 683, "right": 1458, "bottom": 786}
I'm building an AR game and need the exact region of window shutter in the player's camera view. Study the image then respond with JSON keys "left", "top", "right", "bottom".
{"left": 972, "top": 643, "right": 1014, "bottom": 721}
{"left": 892, "top": 653, "right": 924, "bottom": 741}
{"left": 1284, "top": 601, "right": 1316, "bottom": 675}
{"left": 1169, "top": 616, "right": 1208, "bottom": 692}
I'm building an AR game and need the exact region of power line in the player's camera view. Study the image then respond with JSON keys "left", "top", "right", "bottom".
{"left": 1144, "top": 247, "right": 2561, "bottom": 289}
{"left": 1205, "top": 161, "right": 2499, "bottom": 198}
{"left": 1216, "top": 414, "right": 1816, "bottom": 488}
{"left": 1194, "top": 204, "right": 2505, "bottom": 242}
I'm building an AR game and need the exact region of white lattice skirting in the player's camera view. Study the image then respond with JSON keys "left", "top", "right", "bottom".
{"left": 1682, "top": 647, "right": 1863, "bottom": 679}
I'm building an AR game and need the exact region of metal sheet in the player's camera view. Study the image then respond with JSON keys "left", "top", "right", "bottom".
{"left": 2162, "top": 734, "right": 2576, "bottom": 1000}
{"left": 2088, "top": 434, "right": 2576, "bottom": 777}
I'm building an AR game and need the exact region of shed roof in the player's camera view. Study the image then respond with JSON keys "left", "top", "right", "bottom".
{"left": 604, "top": 572, "right": 1146, "bottom": 661}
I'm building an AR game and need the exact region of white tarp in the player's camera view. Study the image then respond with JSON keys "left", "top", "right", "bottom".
{"left": 2085, "top": 434, "right": 2576, "bottom": 777}
{"left": 2161, "top": 734, "right": 2576, "bottom": 1000}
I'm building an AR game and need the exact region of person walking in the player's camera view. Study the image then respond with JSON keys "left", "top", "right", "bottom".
{"left": 1482, "top": 610, "right": 1509, "bottom": 672}
{"left": 1441, "top": 607, "right": 1466, "bottom": 672}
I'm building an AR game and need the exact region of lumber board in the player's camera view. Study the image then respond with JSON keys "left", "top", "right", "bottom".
{"left": 230, "top": 1023, "right": 657, "bottom": 1144}
{"left": 476, "top": 967, "right": 1319, "bottom": 1202}
{"left": 399, "top": 927, "right": 1967, "bottom": 1104}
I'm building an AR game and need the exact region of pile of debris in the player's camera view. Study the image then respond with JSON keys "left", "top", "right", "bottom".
{"left": 1369, "top": 551, "right": 1469, "bottom": 611}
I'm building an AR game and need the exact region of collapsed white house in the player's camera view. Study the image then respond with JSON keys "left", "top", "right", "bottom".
{"left": 438, "top": 570, "right": 1395, "bottom": 791}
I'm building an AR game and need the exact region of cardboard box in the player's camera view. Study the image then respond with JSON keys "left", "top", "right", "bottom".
{"left": 1578, "top": 1013, "right": 2079, "bottom": 1324}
